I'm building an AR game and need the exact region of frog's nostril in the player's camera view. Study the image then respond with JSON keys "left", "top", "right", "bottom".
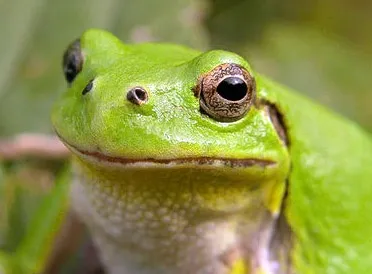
{"left": 82, "top": 79, "right": 94, "bottom": 95}
{"left": 216, "top": 77, "right": 248, "bottom": 102}
{"left": 127, "top": 87, "right": 149, "bottom": 105}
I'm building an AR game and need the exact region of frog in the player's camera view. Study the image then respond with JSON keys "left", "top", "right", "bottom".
{"left": 53, "top": 28, "right": 291, "bottom": 274}
{"left": 2, "top": 28, "right": 372, "bottom": 274}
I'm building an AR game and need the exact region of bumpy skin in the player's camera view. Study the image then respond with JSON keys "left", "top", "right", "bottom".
{"left": 52, "top": 29, "right": 372, "bottom": 274}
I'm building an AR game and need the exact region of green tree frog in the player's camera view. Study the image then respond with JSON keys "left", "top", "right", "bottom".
{"left": 51, "top": 29, "right": 372, "bottom": 274}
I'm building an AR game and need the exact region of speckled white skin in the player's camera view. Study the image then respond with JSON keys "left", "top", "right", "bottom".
{"left": 70, "top": 159, "right": 278, "bottom": 274}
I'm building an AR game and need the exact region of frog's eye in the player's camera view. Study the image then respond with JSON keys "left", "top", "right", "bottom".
{"left": 62, "top": 39, "right": 83, "bottom": 83}
{"left": 196, "top": 63, "right": 256, "bottom": 122}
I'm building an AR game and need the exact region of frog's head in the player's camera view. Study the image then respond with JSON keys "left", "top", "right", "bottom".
{"left": 52, "top": 29, "right": 290, "bottom": 213}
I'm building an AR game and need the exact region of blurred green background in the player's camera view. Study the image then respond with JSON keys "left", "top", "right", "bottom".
{"left": 0, "top": 0, "right": 371, "bottom": 271}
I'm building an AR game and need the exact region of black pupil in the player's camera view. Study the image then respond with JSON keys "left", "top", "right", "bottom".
{"left": 65, "top": 59, "right": 78, "bottom": 82}
{"left": 216, "top": 77, "right": 248, "bottom": 101}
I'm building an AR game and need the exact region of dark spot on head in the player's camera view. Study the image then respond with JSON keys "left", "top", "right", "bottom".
{"left": 257, "top": 99, "right": 289, "bottom": 146}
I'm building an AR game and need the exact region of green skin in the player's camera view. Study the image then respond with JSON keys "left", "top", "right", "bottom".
{"left": 1, "top": 29, "right": 372, "bottom": 273}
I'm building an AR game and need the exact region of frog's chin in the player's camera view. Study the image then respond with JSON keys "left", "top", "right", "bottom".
{"left": 62, "top": 141, "right": 276, "bottom": 168}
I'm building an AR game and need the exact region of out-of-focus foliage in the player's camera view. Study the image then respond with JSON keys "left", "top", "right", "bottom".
{"left": 0, "top": 0, "right": 371, "bottom": 271}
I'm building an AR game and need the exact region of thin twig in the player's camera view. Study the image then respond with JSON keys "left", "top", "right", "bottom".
{"left": 0, "top": 133, "right": 70, "bottom": 160}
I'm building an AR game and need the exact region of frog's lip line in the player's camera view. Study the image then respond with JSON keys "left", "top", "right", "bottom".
{"left": 73, "top": 145, "right": 276, "bottom": 168}
{"left": 57, "top": 134, "right": 276, "bottom": 168}
{"left": 79, "top": 149, "right": 275, "bottom": 167}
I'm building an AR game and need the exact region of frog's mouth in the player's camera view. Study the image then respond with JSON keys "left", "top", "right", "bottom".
{"left": 58, "top": 135, "right": 276, "bottom": 168}
{"left": 77, "top": 147, "right": 275, "bottom": 168}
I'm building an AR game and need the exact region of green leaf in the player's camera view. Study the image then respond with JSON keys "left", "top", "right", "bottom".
{"left": 15, "top": 164, "right": 71, "bottom": 273}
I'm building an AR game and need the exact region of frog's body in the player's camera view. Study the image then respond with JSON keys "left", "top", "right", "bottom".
{"left": 70, "top": 159, "right": 279, "bottom": 274}
{"left": 51, "top": 29, "right": 372, "bottom": 274}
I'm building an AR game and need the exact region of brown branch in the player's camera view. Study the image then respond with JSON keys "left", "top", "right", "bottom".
{"left": 0, "top": 133, "right": 70, "bottom": 160}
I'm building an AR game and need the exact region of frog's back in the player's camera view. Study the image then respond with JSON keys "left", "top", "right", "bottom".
{"left": 257, "top": 75, "right": 372, "bottom": 273}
